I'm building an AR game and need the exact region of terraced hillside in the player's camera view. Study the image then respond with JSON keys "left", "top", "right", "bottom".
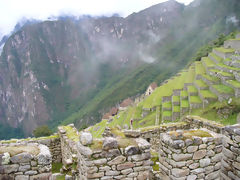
{"left": 89, "top": 33, "right": 240, "bottom": 138}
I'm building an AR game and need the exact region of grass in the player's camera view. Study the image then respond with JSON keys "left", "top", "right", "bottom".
{"left": 188, "top": 86, "right": 198, "bottom": 93}
{"left": 195, "top": 62, "right": 206, "bottom": 74}
{"left": 195, "top": 80, "right": 208, "bottom": 88}
{"left": 217, "top": 63, "right": 240, "bottom": 71}
{"left": 212, "top": 84, "right": 234, "bottom": 94}
{"left": 202, "top": 74, "right": 220, "bottom": 83}
{"left": 169, "top": 129, "right": 212, "bottom": 140}
{"left": 52, "top": 162, "right": 63, "bottom": 173}
{"left": 214, "top": 47, "right": 235, "bottom": 53}
{"left": 89, "top": 119, "right": 108, "bottom": 138}
{"left": 209, "top": 52, "right": 223, "bottom": 63}
{"left": 181, "top": 90, "right": 188, "bottom": 97}
{"left": 162, "top": 111, "right": 172, "bottom": 117}
{"left": 172, "top": 96, "right": 180, "bottom": 102}
{"left": 62, "top": 126, "right": 79, "bottom": 142}
{"left": 226, "top": 80, "right": 240, "bottom": 88}
{"left": 189, "top": 96, "right": 202, "bottom": 103}
{"left": 56, "top": 176, "right": 65, "bottom": 180}
{"left": 162, "top": 101, "right": 172, "bottom": 109}
{"left": 181, "top": 100, "right": 189, "bottom": 108}
{"left": 173, "top": 106, "right": 180, "bottom": 112}
{"left": 202, "top": 57, "right": 215, "bottom": 68}
{"left": 135, "top": 111, "right": 156, "bottom": 128}
{"left": 90, "top": 139, "right": 103, "bottom": 150}
{"left": 209, "top": 69, "right": 234, "bottom": 77}
{"left": 200, "top": 90, "right": 217, "bottom": 98}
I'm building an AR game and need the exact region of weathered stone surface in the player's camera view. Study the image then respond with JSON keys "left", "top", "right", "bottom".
{"left": 108, "top": 155, "right": 126, "bottom": 166}
{"left": 87, "top": 166, "right": 98, "bottom": 173}
{"left": 169, "top": 160, "right": 186, "bottom": 168}
{"left": 121, "top": 168, "right": 133, "bottom": 175}
{"left": 187, "top": 175, "right": 197, "bottom": 180}
{"left": 19, "top": 164, "right": 31, "bottom": 172}
{"left": 200, "top": 158, "right": 211, "bottom": 168}
{"left": 29, "top": 173, "right": 52, "bottom": 180}
{"left": 37, "top": 144, "right": 52, "bottom": 165}
{"left": 15, "top": 175, "right": 29, "bottom": 180}
{"left": 2, "top": 164, "right": 19, "bottom": 174}
{"left": 222, "top": 147, "right": 234, "bottom": 159}
{"left": 117, "top": 162, "right": 134, "bottom": 170}
{"left": 172, "top": 153, "right": 192, "bottom": 161}
{"left": 135, "top": 138, "right": 150, "bottom": 150}
{"left": 211, "top": 153, "right": 222, "bottom": 162}
{"left": 80, "top": 132, "right": 93, "bottom": 145}
{"left": 99, "top": 166, "right": 111, "bottom": 172}
{"left": 102, "top": 137, "right": 118, "bottom": 150}
{"left": 24, "top": 170, "right": 38, "bottom": 175}
{"left": 65, "top": 175, "right": 73, "bottom": 180}
{"left": 187, "top": 146, "right": 198, "bottom": 153}
{"left": 191, "top": 168, "right": 204, "bottom": 174}
{"left": 87, "top": 172, "right": 104, "bottom": 179}
{"left": 106, "top": 170, "right": 120, "bottom": 176}
{"left": 171, "top": 168, "right": 190, "bottom": 177}
{"left": 172, "top": 140, "right": 185, "bottom": 149}
{"left": 125, "top": 146, "right": 139, "bottom": 156}
{"left": 94, "top": 158, "right": 107, "bottom": 165}
{"left": 131, "top": 152, "right": 150, "bottom": 161}
{"left": 10, "top": 153, "right": 33, "bottom": 163}
{"left": 0, "top": 174, "right": 14, "bottom": 180}
{"left": 199, "top": 144, "right": 207, "bottom": 149}
{"left": 124, "top": 130, "right": 141, "bottom": 138}
{"left": 77, "top": 142, "right": 93, "bottom": 157}
{"left": 233, "top": 162, "right": 240, "bottom": 170}
{"left": 1, "top": 153, "right": 10, "bottom": 165}
{"left": 205, "top": 171, "right": 219, "bottom": 179}
{"left": 193, "top": 150, "right": 206, "bottom": 160}
{"left": 189, "top": 163, "right": 199, "bottom": 169}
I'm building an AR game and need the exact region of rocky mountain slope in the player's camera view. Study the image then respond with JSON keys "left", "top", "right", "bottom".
{"left": 0, "top": 0, "right": 239, "bottom": 139}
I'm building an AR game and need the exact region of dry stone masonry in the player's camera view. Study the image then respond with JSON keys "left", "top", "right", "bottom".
{"left": 0, "top": 143, "right": 52, "bottom": 180}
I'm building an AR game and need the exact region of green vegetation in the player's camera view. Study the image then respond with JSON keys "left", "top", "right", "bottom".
{"left": 212, "top": 84, "right": 234, "bottom": 94}
{"left": 195, "top": 80, "right": 208, "bottom": 88}
{"left": 181, "top": 100, "right": 189, "bottom": 108}
{"left": 62, "top": 126, "right": 79, "bottom": 142}
{"left": 209, "top": 52, "right": 222, "bottom": 63}
{"left": 52, "top": 162, "right": 63, "bottom": 173}
{"left": 200, "top": 90, "right": 217, "bottom": 98}
{"left": 162, "top": 111, "right": 172, "bottom": 117}
{"left": 33, "top": 125, "right": 52, "bottom": 138}
{"left": 173, "top": 106, "right": 180, "bottom": 112}
{"left": 209, "top": 69, "right": 234, "bottom": 77}
{"left": 202, "top": 57, "right": 215, "bottom": 68}
{"left": 226, "top": 80, "right": 240, "bottom": 88}
{"left": 189, "top": 96, "right": 202, "bottom": 103}
{"left": 172, "top": 96, "right": 180, "bottom": 102}
{"left": 181, "top": 90, "right": 188, "bottom": 98}
{"left": 195, "top": 62, "right": 206, "bottom": 74}
{"left": 214, "top": 47, "right": 235, "bottom": 53}
{"left": 202, "top": 74, "right": 220, "bottom": 83}
{"left": 162, "top": 101, "right": 172, "bottom": 109}
{"left": 188, "top": 86, "right": 198, "bottom": 93}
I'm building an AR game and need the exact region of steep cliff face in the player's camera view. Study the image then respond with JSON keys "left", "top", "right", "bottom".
{"left": 0, "top": 0, "right": 239, "bottom": 138}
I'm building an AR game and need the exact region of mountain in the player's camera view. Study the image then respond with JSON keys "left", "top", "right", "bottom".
{"left": 0, "top": 0, "right": 239, "bottom": 139}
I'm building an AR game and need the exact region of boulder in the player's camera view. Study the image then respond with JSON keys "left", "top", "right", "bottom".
{"left": 37, "top": 144, "right": 52, "bottom": 165}
{"left": 1, "top": 152, "right": 10, "bottom": 165}
{"left": 102, "top": 137, "right": 118, "bottom": 150}
{"left": 10, "top": 152, "right": 32, "bottom": 163}
{"left": 80, "top": 132, "right": 93, "bottom": 145}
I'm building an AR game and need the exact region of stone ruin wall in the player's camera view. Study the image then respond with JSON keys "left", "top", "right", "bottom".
{"left": 159, "top": 130, "right": 223, "bottom": 180}
{"left": 0, "top": 143, "right": 52, "bottom": 180}
{"left": 221, "top": 124, "right": 240, "bottom": 180}
{"left": 0, "top": 135, "right": 62, "bottom": 163}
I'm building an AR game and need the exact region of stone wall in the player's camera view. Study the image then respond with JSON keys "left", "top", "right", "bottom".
{"left": 76, "top": 134, "right": 152, "bottom": 180}
{"left": 221, "top": 124, "right": 240, "bottom": 180}
{"left": 0, "top": 143, "right": 52, "bottom": 180}
{"left": 0, "top": 135, "right": 62, "bottom": 163}
{"left": 159, "top": 129, "right": 223, "bottom": 180}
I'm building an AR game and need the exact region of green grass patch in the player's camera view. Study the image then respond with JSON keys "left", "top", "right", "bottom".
{"left": 195, "top": 80, "right": 208, "bottom": 88}
{"left": 180, "top": 90, "right": 188, "bottom": 97}
{"left": 62, "top": 126, "right": 79, "bottom": 142}
{"left": 172, "top": 96, "right": 180, "bottom": 102}
{"left": 52, "top": 162, "right": 63, "bottom": 173}
{"left": 195, "top": 62, "right": 206, "bottom": 74}
{"left": 214, "top": 47, "right": 235, "bottom": 53}
{"left": 226, "top": 80, "right": 240, "bottom": 88}
{"left": 90, "top": 139, "right": 103, "bottom": 150}
{"left": 212, "top": 84, "right": 234, "bottom": 94}
{"left": 173, "top": 106, "right": 180, "bottom": 112}
{"left": 56, "top": 175, "right": 65, "bottom": 180}
{"left": 202, "top": 74, "right": 220, "bottom": 83}
{"left": 181, "top": 100, "right": 189, "bottom": 108}
{"left": 189, "top": 96, "right": 202, "bottom": 103}
{"left": 217, "top": 63, "right": 240, "bottom": 71}
{"left": 134, "top": 111, "right": 156, "bottom": 129}
{"left": 202, "top": 57, "right": 215, "bottom": 68}
{"left": 209, "top": 69, "right": 234, "bottom": 77}
{"left": 200, "top": 90, "right": 217, "bottom": 98}
{"left": 162, "top": 101, "right": 172, "bottom": 109}
{"left": 209, "top": 52, "right": 223, "bottom": 63}
{"left": 188, "top": 85, "right": 198, "bottom": 93}
{"left": 162, "top": 111, "right": 172, "bottom": 117}
{"left": 89, "top": 119, "right": 108, "bottom": 138}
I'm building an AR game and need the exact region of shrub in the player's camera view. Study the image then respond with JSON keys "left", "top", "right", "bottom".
{"left": 33, "top": 125, "right": 52, "bottom": 137}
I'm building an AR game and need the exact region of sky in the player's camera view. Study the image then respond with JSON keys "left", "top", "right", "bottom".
{"left": 0, "top": 0, "right": 194, "bottom": 37}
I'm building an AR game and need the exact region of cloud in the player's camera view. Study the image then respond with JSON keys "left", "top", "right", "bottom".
{"left": 0, "top": 0, "right": 193, "bottom": 37}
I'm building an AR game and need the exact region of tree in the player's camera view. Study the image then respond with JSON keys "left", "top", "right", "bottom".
{"left": 33, "top": 125, "right": 52, "bottom": 137}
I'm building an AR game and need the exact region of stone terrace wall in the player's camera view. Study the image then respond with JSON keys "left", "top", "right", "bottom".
{"left": 221, "top": 124, "right": 240, "bottom": 180}
{"left": 139, "top": 122, "right": 190, "bottom": 151}
{"left": 58, "top": 125, "right": 78, "bottom": 168}
{"left": 0, "top": 135, "right": 61, "bottom": 163}
{"left": 77, "top": 134, "right": 152, "bottom": 180}
{"left": 0, "top": 143, "right": 52, "bottom": 180}
{"left": 159, "top": 129, "right": 223, "bottom": 180}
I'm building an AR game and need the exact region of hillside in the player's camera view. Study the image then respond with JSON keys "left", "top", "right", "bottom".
{"left": 0, "top": 0, "right": 240, "bottom": 139}
{"left": 89, "top": 32, "right": 240, "bottom": 138}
